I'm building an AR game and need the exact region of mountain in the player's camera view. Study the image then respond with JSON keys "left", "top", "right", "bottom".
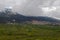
{"left": 0, "top": 8, "right": 60, "bottom": 24}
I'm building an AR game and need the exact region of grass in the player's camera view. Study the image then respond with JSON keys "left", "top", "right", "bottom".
{"left": 0, "top": 24, "right": 60, "bottom": 40}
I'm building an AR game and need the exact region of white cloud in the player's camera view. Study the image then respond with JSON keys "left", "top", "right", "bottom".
{"left": 0, "top": 0, "right": 27, "bottom": 10}
{"left": 0, "top": 0, "right": 60, "bottom": 19}
{"left": 41, "top": 6, "right": 56, "bottom": 13}
{"left": 5, "top": 6, "right": 13, "bottom": 9}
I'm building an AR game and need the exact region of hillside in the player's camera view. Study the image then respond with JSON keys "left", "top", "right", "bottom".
{"left": 0, "top": 8, "right": 60, "bottom": 24}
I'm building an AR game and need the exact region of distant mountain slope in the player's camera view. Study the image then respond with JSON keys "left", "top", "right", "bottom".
{"left": 0, "top": 8, "right": 60, "bottom": 23}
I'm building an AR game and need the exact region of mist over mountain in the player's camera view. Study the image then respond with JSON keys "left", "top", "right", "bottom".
{"left": 0, "top": 8, "right": 60, "bottom": 24}
{"left": 0, "top": 0, "right": 60, "bottom": 19}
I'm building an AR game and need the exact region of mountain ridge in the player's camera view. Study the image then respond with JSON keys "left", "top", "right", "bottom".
{"left": 0, "top": 9, "right": 60, "bottom": 24}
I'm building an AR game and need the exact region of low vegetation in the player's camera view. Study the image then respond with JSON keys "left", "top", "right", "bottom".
{"left": 0, "top": 24, "right": 60, "bottom": 40}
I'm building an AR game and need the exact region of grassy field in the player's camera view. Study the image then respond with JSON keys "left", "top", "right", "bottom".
{"left": 0, "top": 24, "right": 60, "bottom": 40}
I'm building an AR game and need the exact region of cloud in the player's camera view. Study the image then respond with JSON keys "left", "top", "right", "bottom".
{"left": 41, "top": 7, "right": 56, "bottom": 13}
{"left": 0, "top": 0, "right": 60, "bottom": 19}
{"left": 20, "top": 0, "right": 60, "bottom": 19}
{"left": 0, "top": 0, "right": 27, "bottom": 11}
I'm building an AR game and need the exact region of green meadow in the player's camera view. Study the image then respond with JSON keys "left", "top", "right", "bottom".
{"left": 0, "top": 24, "right": 60, "bottom": 40}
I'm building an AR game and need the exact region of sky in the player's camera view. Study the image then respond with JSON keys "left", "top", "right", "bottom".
{"left": 0, "top": 0, "right": 60, "bottom": 19}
